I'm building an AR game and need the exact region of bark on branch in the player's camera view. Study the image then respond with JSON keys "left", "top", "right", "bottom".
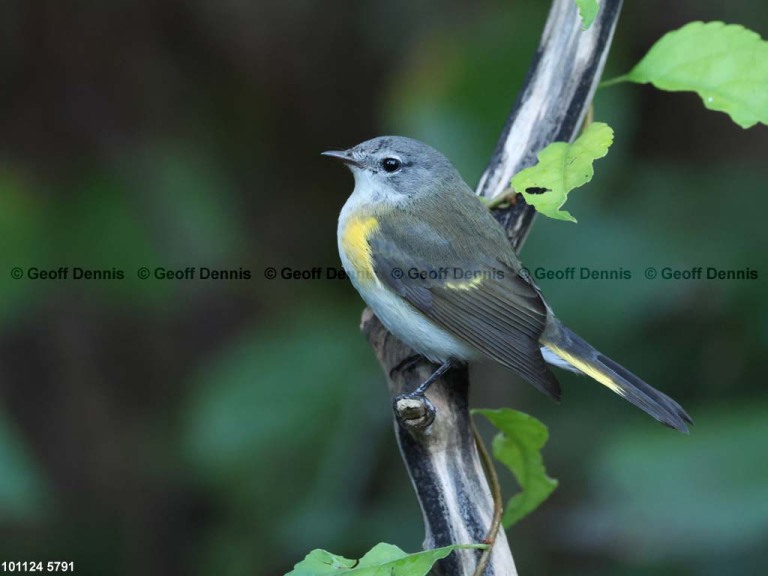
{"left": 361, "top": 1, "right": 623, "bottom": 573}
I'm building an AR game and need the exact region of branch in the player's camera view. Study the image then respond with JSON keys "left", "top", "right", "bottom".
{"left": 361, "top": 1, "right": 623, "bottom": 574}
{"left": 478, "top": 0, "right": 623, "bottom": 251}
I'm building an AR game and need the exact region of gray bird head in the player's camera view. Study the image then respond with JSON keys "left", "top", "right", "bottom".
{"left": 323, "top": 136, "right": 467, "bottom": 201}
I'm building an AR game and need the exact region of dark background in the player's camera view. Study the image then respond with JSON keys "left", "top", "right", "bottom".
{"left": 1, "top": 1, "right": 767, "bottom": 575}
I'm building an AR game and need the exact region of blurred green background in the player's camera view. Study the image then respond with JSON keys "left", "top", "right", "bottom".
{"left": 1, "top": 1, "right": 767, "bottom": 575}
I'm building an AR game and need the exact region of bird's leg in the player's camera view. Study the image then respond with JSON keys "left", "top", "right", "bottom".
{"left": 411, "top": 358, "right": 456, "bottom": 397}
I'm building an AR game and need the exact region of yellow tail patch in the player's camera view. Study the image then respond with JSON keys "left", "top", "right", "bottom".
{"left": 340, "top": 215, "right": 379, "bottom": 283}
{"left": 544, "top": 343, "right": 626, "bottom": 397}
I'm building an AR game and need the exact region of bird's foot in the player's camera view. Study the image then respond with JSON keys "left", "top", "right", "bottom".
{"left": 393, "top": 393, "right": 436, "bottom": 429}
{"left": 392, "top": 359, "right": 456, "bottom": 430}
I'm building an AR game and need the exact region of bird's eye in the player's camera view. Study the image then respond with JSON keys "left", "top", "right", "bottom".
{"left": 381, "top": 157, "right": 402, "bottom": 173}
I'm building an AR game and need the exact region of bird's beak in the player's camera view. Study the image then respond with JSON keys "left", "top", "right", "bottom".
{"left": 321, "top": 150, "right": 363, "bottom": 168}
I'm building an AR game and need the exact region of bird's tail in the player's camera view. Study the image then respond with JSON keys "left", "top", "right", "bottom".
{"left": 540, "top": 321, "right": 692, "bottom": 433}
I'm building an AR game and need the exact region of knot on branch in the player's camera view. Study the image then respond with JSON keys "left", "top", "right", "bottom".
{"left": 393, "top": 394, "right": 436, "bottom": 430}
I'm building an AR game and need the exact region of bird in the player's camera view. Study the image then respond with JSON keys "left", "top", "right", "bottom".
{"left": 324, "top": 136, "right": 692, "bottom": 432}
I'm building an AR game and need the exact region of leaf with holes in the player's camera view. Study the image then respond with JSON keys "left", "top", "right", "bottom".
{"left": 510, "top": 122, "right": 613, "bottom": 222}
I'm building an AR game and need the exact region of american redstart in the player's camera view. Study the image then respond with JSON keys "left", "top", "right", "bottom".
{"left": 324, "top": 136, "right": 691, "bottom": 432}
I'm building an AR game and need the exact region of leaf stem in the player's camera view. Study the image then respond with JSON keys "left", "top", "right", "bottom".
{"left": 598, "top": 74, "right": 630, "bottom": 88}
{"left": 471, "top": 420, "right": 503, "bottom": 576}
{"left": 580, "top": 103, "right": 594, "bottom": 135}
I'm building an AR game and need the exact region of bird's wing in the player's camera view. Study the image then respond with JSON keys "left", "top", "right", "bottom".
{"left": 370, "top": 215, "right": 560, "bottom": 399}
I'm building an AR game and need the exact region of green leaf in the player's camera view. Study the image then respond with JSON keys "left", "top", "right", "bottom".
{"left": 613, "top": 21, "right": 768, "bottom": 128}
{"left": 575, "top": 0, "right": 599, "bottom": 30}
{"left": 286, "top": 543, "right": 486, "bottom": 576}
{"left": 474, "top": 409, "right": 558, "bottom": 527}
{"left": 510, "top": 122, "right": 613, "bottom": 222}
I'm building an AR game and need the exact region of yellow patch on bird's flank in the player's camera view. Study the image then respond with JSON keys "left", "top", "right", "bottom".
{"left": 544, "top": 343, "right": 626, "bottom": 397}
{"left": 444, "top": 276, "right": 484, "bottom": 291}
{"left": 341, "top": 215, "right": 380, "bottom": 283}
